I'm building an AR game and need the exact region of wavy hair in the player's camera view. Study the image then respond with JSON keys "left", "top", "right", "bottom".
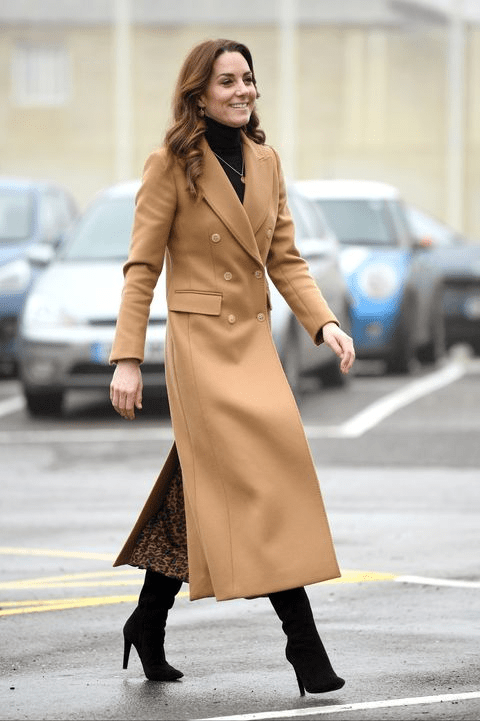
{"left": 164, "top": 39, "right": 266, "bottom": 198}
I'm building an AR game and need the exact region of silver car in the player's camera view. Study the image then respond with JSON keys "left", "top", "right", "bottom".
{"left": 19, "top": 181, "right": 350, "bottom": 416}
{"left": 271, "top": 186, "right": 351, "bottom": 395}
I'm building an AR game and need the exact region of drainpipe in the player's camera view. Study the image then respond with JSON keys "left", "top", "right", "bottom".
{"left": 278, "top": 0, "right": 298, "bottom": 180}
{"left": 446, "top": 0, "right": 465, "bottom": 231}
{"left": 113, "top": 0, "right": 133, "bottom": 182}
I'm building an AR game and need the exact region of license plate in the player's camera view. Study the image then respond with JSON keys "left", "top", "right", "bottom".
{"left": 464, "top": 296, "right": 480, "bottom": 319}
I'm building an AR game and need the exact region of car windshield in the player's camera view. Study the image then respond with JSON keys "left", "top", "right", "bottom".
{"left": 313, "top": 198, "right": 398, "bottom": 245}
{"left": 0, "top": 189, "right": 35, "bottom": 242}
{"left": 62, "top": 195, "right": 135, "bottom": 260}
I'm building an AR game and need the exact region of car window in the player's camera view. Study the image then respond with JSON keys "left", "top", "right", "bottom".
{"left": 288, "top": 193, "right": 310, "bottom": 240}
{"left": 313, "top": 198, "right": 398, "bottom": 245}
{"left": 39, "top": 190, "right": 75, "bottom": 243}
{"left": 388, "top": 200, "right": 412, "bottom": 244}
{"left": 62, "top": 195, "right": 134, "bottom": 260}
{"left": 0, "top": 189, "right": 34, "bottom": 242}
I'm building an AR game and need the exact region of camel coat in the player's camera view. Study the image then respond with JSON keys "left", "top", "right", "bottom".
{"left": 110, "top": 135, "right": 341, "bottom": 601}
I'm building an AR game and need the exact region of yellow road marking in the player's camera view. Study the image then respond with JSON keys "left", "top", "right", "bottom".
{"left": 0, "top": 546, "right": 115, "bottom": 561}
{"left": 1, "top": 591, "right": 191, "bottom": 616}
{"left": 0, "top": 569, "right": 140, "bottom": 590}
{"left": 325, "top": 569, "right": 395, "bottom": 583}
{"left": 0, "top": 548, "right": 396, "bottom": 616}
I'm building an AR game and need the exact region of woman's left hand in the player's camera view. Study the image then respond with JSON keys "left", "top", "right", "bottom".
{"left": 322, "top": 322, "right": 356, "bottom": 375}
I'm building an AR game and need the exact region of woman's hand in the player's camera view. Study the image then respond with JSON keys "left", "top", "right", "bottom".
{"left": 322, "top": 322, "right": 356, "bottom": 375}
{"left": 110, "top": 359, "right": 143, "bottom": 420}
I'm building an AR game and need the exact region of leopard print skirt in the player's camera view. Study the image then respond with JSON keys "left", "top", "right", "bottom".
{"left": 128, "top": 464, "right": 189, "bottom": 582}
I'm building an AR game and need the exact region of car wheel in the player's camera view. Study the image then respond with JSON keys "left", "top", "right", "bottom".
{"left": 282, "top": 322, "right": 302, "bottom": 398}
{"left": 417, "top": 295, "right": 446, "bottom": 365}
{"left": 385, "top": 303, "right": 415, "bottom": 375}
{"left": 319, "top": 359, "right": 348, "bottom": 388}
{"left": 25, "top": 390, "right": 64, "bottom": 417}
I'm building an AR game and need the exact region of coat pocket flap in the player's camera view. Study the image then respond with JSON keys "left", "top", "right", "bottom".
{"left": 168, "top": 290, "right": 223, "bottom": 316}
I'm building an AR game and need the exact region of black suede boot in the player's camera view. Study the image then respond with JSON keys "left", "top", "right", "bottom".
{"left": 123, "top": 570, "right": 184, "bottom": 681}
{"left": 269, "top": 587, "right": 345, "bottom": 695}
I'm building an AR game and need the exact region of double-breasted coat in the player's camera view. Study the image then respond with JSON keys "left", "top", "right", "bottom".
{"left": 110, "top": 134, "right": 341, "bottom": 602}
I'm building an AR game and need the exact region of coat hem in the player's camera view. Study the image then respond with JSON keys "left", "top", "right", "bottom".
{"left": 189, "top": 568, "right": 342, "bottom": 602}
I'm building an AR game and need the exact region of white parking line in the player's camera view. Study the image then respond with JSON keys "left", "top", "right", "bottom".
{"left": 195, "top": 691, "right": 480, "bottom": 720}
{"left": 306, "top": 360, "right": 466, "bottom": 438}
{"left": 0, "top": 359, "right": 467, "bottom": 443}
{"left": 395, "top": 575, "right": 480, "bottom": 589}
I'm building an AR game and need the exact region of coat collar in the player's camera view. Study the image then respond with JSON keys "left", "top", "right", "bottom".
{"left": 199, "top": 135, "right": 273, "bottom": 264}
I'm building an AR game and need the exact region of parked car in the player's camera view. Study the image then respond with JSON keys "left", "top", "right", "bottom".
{"left": 18, "top": 180, "right": 350, "bottom": 416}
{"left": 270, "top": 186, "right": 351, "bottom": 395}
{"left": 0, "top": 177, "right": 77, "bottom": 374}
{"left": 406, "top": 203, "right": 480, "bottom": 353}
{"left": 295, "top": 179, "right": 445, "bottom": 373}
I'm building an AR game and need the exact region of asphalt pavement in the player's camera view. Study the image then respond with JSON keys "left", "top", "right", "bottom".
{"left": 1, "top": 351, "right": 479, "bottom": 720}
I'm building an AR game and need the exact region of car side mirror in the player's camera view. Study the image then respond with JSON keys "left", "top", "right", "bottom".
{"left": 412, "top": 234, "right": 433, "bottom": 250}
{"left": 27, "top": 243, "right": 56, "bottom": 267}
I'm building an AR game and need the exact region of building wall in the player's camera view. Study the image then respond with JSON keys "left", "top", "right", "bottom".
{"left": 0, "top": 22, "right": 479, "bottom": 239}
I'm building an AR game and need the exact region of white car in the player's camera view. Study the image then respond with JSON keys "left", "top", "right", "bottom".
{"left": 19, "top": 181, "right": 350, "bottom": 416}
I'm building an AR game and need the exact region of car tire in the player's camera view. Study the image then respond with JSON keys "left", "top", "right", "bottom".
{"left": 25, "top": 390, "right": 64, "bottom": 417}
{"left": 385, "top": 302, "right": 415, "bottom": 375}
{"left": 417, "top": 293, "right": 446, "bottom": 365}
{"left": 281, "top": 322, "right": 302, "bottom": 399}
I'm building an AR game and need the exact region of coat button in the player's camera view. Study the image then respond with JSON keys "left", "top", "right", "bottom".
{"left": 257, "top": 313, "right": 265, "bottom": 322}
{"left": 224, "top": 272, "right": 232, "bottom": 281}
{"left": 266, "top": 228, "right": 273, "bottom": 239}
{"left": 254, "top": 270, "right": 263, "bottom": 279}
{"left": 211, "top": 233, "right": 221, "bottom": 243}
{"left": 228, "top": 314, "right": 236, "bottom": 324}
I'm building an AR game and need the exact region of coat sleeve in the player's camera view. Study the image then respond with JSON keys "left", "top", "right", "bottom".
{"left": 109, "top": 148, "right": 177, "bottom": 364}
{"left": 266, "top": 149, "right": 339, "bottom": 346}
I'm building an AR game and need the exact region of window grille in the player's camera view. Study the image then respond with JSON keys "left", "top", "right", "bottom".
{"left": 12, "top": 44, "right": 70, "bottom": 106}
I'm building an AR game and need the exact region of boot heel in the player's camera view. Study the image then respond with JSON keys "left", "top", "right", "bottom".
{"left": 295, "top": 670, "right": 305, "bottom": 697}
{"left": 123, "top": 638, "right": 132, "bottom": 669}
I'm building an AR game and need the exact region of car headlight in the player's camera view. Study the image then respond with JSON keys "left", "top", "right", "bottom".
{"left": 0, "top": 259, "right": 31, "bottom": 293}
{"left": 358, "top": 263, "right": 401, "bottom": 299}
{"left": 21, "top": 293, "right": 79, "bottom": 331}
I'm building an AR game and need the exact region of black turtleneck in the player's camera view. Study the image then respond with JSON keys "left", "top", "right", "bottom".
{"left": 204, "top": 115, "right": 245, "bottom": 203}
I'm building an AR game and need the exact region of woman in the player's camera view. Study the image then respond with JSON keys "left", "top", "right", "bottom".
{"left": 109, "top": 38, "right": 355, "bottom": 696}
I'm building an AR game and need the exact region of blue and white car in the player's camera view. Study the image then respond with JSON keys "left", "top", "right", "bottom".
{"left": 295, "top": 180, "right": 445, "bottom": 373}
{"left": 0, "top": 178, "right": 77, "bottom": 374}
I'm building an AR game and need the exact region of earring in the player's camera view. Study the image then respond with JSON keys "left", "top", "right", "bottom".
{"left": 198, "top": 106, "right": 205, "bottom": 117}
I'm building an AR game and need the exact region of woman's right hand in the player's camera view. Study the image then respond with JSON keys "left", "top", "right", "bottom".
{"left": 110, "top": 359, "right": 143, "bottom": 420}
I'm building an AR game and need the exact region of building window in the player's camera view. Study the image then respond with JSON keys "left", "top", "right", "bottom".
{"left": 12, "top": 43, "right": 71, "bottom": 106}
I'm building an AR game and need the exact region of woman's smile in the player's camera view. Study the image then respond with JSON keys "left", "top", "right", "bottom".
{"left": 201, "top": 51, "right": 257, "bottom": 128}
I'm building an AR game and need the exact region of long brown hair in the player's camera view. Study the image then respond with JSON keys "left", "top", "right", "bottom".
{"left": 165, "top": 39, "right": 266, "bottom": 198}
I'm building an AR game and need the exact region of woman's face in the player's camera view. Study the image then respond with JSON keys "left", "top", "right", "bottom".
{"left": 200, "top": 51, "right": 257, "bottom": 128}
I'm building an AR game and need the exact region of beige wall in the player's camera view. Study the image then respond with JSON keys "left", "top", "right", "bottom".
{"left": 1, "top": 22, "right": 479, "bottom": 240}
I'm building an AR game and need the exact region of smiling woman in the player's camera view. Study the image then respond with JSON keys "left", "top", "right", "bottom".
{"left": 108, "top": 38, "right": 354, "bottom": 695}
{"left": 198, "top": 51, "right": 257, "bottom": 128}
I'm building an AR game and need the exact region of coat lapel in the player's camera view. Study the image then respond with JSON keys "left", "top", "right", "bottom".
{"left": 199, "top": 136, "right": 273, "bottom": 264}
{"left": 242, "top": 135, "right": 274, "bottom": 235}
